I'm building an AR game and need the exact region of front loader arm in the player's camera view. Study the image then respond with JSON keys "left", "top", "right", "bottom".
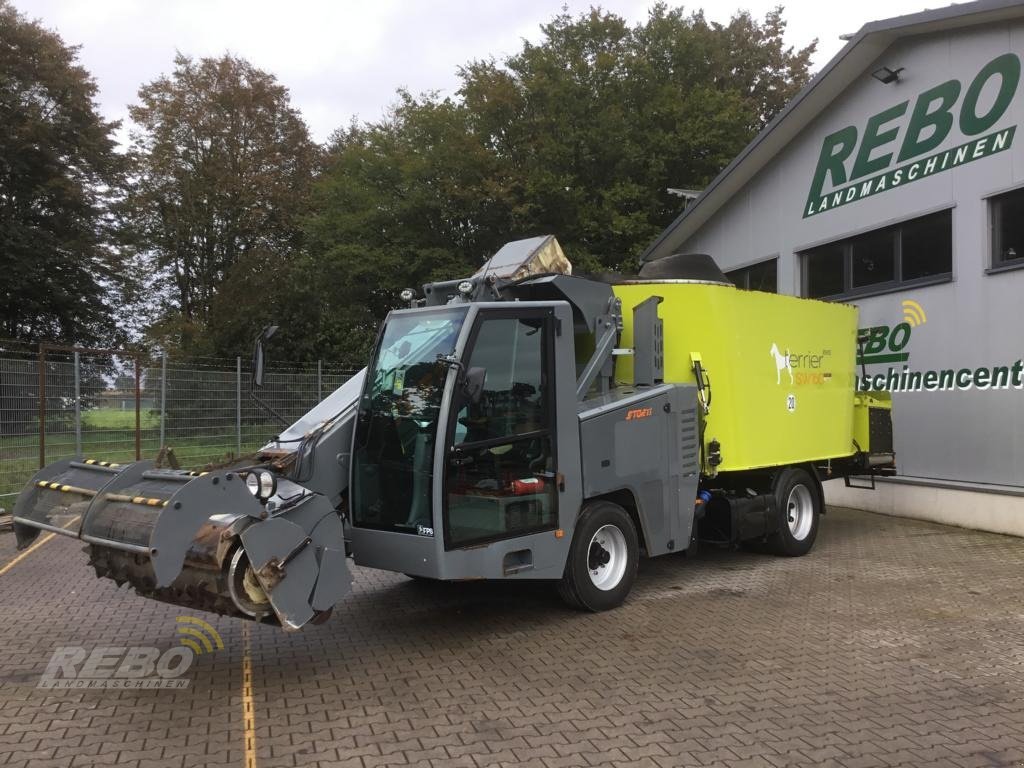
{"left": 261, "top": 368, "right": 366, "bottom": 507}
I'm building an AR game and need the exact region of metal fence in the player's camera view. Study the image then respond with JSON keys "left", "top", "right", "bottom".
{"left": 0, "top": 340, "right": 360, "bottom": 502}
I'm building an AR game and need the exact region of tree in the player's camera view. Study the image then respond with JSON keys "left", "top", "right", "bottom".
{"left": 303, "top": 5, "right": 816, "bottom": 355}
{"left": 298, "top": 91, "right": 518, "bottom": 362}
{"left": 126, "top": 53, "right": 320, "bottom": 356}
{"left": 457, "top": 4, "right": 816, "bottom": 269}
{"left": 0, "top": 1, "right": 125, "bottom": 345}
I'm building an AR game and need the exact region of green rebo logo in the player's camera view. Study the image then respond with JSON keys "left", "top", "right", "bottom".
{"left": 806, "top": 53, "right": 1020, "bottom": 217}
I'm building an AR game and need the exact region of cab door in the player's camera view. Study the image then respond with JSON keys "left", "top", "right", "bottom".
{"left": 443, "top": 310, "right": 559, "bottom": 550}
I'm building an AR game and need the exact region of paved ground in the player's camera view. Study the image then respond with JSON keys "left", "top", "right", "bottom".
{"left": 2, "top": 506, "right": 1024, "bottom": 768}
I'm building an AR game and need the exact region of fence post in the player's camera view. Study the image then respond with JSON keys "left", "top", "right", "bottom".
{"left": 159, "top": 352, "right": 167, "bottom": 448}
{"left": 317, "top": 359, "right": 323, "bottom": 402}
{"left": 73, "top": 350, "right": 81, "bottom": 458}
{"left": 134, "top": 357, "right": 141, "bottom": 461}
{"left": 236, "top": 357, "right": 242, "bottom": 458}
{"left": 38, "top": 346, "right": 46, "bottom": 468}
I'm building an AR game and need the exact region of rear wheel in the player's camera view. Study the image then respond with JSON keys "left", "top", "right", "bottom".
{"left": 767, "top": 468, "right": 820, "bottom": 556}
{"left": 558, "top": 501, "right": 639, "bottom": 611}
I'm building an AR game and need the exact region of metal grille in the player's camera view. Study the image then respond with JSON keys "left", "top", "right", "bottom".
{"left": 869, "top": 407, "right": 894, "bottom": 454}
{"left": 679, "top": 405, "right": 700, "bottom": 477}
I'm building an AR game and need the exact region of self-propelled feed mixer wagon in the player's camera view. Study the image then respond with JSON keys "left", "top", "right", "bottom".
{"left": 13, "top": 237, "right": 894, "bottom": 630}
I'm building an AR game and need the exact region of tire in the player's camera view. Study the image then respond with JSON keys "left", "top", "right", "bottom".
{"left": 557, "top": 500, "right": 639, "bottom": 611}
{"left": 767, "top": 467, "right": 820, "bottom": 557}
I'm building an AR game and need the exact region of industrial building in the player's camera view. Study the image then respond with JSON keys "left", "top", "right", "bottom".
{"left": 644, "top": 0, "right": 1024, "bottom": 534}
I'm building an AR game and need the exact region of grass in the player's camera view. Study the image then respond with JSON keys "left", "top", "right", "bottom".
{"left": 81, "top": 408, "right": 160, "bottom": 430}
{"left": 0, "top": 423, "right": 280, "bottom": 498}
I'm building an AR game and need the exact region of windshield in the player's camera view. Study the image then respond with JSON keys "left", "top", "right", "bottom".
{"left": 351, "top": 307, "right": 467, "bottom": 535}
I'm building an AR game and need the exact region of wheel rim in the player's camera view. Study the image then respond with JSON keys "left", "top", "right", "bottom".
{"left": 228, "top": 548, "right": 272, "bottom": 619}
{"left": 786, "top": 484, "right": 814, "bottom": 541}
{"left": 587, "top": 524, "right": 628, "bottom": 591}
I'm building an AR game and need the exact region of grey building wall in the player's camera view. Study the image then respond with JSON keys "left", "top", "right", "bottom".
{"left": 674, "top": 19, "right": 1024, "bottom": 490}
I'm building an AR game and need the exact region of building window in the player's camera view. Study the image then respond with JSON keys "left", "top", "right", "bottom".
{"left": 726, "top": 258, "right": 777, "bottom": 292}
{"left": 805, "top": 244, "right": 844, "bottom": 297}
{"left": 801, "top": 209, "right": 952, "bottom": 299}
{"left": 991, "top": 187, "right": 1024, "bottom": 267}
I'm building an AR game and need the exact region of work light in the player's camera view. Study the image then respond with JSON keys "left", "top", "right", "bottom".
{"left": 245, "top": 470, "right": 277, "bottom": 502}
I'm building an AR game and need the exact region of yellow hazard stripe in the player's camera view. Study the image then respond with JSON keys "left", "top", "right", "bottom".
{"left": 83, "top": 459, "right": 120, "bottom": 467}
{"left": 36, "top": 481, "right": 96, "bottom": 496}
{"left": 105, "top": 492, "right": 169, "bottom": 507}
{"left": 129, "top": 496, "right": 166, "bottom": 507}
{"left": 37, "top": 481, "right": 169, "bottom": 506}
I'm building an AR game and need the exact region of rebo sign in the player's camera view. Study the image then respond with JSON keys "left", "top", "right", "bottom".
{"left": 805, "top": 53, "right": 1020, "bottom": 218}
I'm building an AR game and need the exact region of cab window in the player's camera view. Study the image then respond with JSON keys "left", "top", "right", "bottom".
{"left": 445, "top": 313, "right": 557, "bottom": 548}
{"left": 453, "top": 317, "right": 547, "bottom": 444}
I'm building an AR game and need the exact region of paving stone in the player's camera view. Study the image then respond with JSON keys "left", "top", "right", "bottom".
{"left": 2, "top": 508, "right": 1024, "bottom": 767}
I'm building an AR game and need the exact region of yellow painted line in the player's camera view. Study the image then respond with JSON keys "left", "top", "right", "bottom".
{"left": 242, "top": 623, "right": 258, "bottom": 768}
{"left": 0, "top": 517, "right": 80, "bottom": 577}
{"left": 0, "top": 532, "right": 59, "bottom": 576}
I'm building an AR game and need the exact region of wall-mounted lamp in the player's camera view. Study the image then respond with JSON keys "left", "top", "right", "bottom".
{"left": 667, "top": 187, "right": 702, "bottom": 208}
{"left": 871, "top": 66, "right": 904, "bottom": 84}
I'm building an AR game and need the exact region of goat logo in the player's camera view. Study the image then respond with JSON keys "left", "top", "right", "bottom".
{"left": 770, "top": 343, "right": 793, "bottom": 385}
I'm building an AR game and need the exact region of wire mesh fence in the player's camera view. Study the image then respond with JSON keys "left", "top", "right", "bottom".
{"left": 0, "top": 339, "right": 360, "bottom": 501}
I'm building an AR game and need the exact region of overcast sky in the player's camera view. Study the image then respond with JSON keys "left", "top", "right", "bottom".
{"left": 20, "top": 0, "right": 939, "bottom": 144}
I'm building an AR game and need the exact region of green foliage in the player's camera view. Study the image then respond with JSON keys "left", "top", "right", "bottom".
{"left": 299, "top": 91, "right": 517, "bottom": 362}
{"left": 0, "top": 3, "right": 815, "bottom": 369}
{"left": 0, "top": 1, "right": 125, "bottom": 345}
{"left": 301, "top": 5, "right": 816, "bottom": 354}
{"left": 125, "top": 53, "right": 320, "bottom": 357}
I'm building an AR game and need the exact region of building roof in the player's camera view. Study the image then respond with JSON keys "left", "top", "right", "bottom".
{"left": 641, "top": 0, "right": 1024, "bottom": 263}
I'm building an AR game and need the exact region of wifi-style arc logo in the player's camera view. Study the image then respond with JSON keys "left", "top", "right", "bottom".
{"left": 175, "top": 616, "right": 225, "bottom": 655}
{"left": 902, "top": 299, "right": 927, "bottom": 328}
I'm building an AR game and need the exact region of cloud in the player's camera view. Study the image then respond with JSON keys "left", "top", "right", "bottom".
{"left": 17, "top": 0, "right": 927, "bottom": 143}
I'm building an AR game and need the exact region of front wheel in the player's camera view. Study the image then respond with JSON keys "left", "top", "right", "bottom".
{"left": 767, "top": 467, "right": 821, "bottom": 557}
{"left": 558, "top": 501, "right": 639, "bottom": 611}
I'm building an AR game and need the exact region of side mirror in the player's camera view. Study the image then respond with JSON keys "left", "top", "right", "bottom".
{"left": 462, "top": 367, "right": 486, "bottom": 405}
{"left": 251, "top": 324, "right": 278, "bottom": 389}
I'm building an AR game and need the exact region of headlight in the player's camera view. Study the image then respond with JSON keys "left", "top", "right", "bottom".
{"left": 457, "top": 280, "right": 474, "bottom": 295}
{"left": 245, "top": 470, "right": 277, "bottom": 502}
